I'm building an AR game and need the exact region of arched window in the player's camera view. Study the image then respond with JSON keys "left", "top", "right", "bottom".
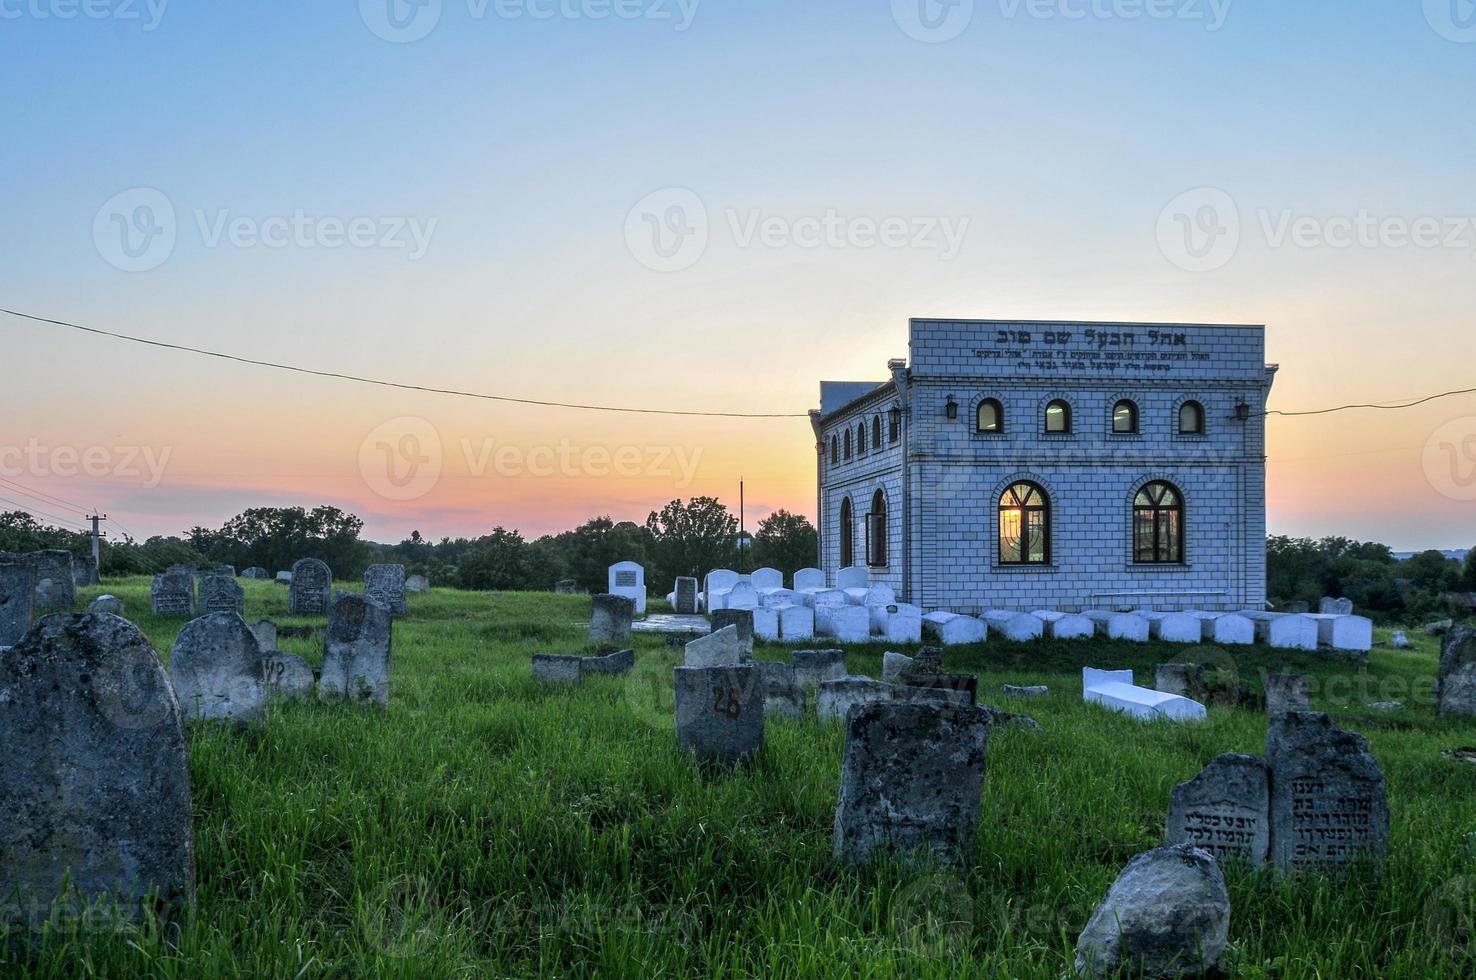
{"left": 998, "top": 482, "right": 1050, "bottom": 565}
{"left": 1112, "top": 399, "right": 1139, "bottom": 434}
{"left": 856, "top": 422, "right": 867, "bottom": 455}
{"left": 977, "top": 398, "right": 1003, "bottom": 433}
{"left": 830, "top": 435, "right": 839, "bottom": 464}
{"left": 844, "top": 430, "right": 852, "bottom": 459}
{"left": 1179, "top": 400, "right": 1205, "bottom": 434}
{"left": 872, "top": 416, "right": 882, "bottom": 450}
{"left": 1134, "top": 481, "right": 1185, "bottom": 564}
{"left": 839, "top": 497, "right": 854, "bottom": 567}
{"left": 888, "top": 408, "right": 901, "bottom": 443}
{"left": 866, "top": 489, "right": 888, "bottom": 567}
{"left": 1045, "top": 400, "right": 1072, "bottom": 434}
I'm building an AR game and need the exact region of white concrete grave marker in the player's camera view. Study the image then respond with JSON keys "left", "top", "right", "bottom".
{"left": 607, "top": 561, "right": 646, "bottom": 615}
{"left": 1083, "top": 667, "right": 1206, "bottom": 722}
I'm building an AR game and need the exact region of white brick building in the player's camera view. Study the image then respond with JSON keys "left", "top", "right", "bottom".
{"left": 810, "top": 319, "right": 1276, "bottom": 614}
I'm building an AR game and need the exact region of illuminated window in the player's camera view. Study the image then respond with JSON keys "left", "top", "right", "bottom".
{"left": 1045, "top": 400, "right": 1072, "bottom": 433}
{"left": 977, "top": 398, "right": 1003, "bottom": 433}
{"left": 1134, "top": 481, "right": 1185, "bottom": 564}
{"left": 1113, "top": 400, "right": 1138, "bottom": 434}
{"left": 998, "top": 482, "right": 1050, "bottom": 565}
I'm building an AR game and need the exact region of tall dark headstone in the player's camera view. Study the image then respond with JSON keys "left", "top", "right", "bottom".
{"left": 0, "top": 614, "right": 195, "bottom": 933}
{"left": 21, "top": 550, "right": 76, "bottom": 613}
{"left": 288, "top": 558, "right": 332, "bottom": 616}
{"left": 0, "top": 562, "right": 35, "bottom": 647}
{"left": 1437, "top": 626, "right": 1476, "bottom": 718}
{"left": 1165, "top": 753, "right": 1269, "bottom": 866}
{"left": 674, "top": 664, "right": 764, "bottom": 766}
{"left": 1266, "top": 712, "right": 1389, "bottom": 872}
{"left": 364, "top": 563, "right": 408, "bottom": 617}
{"left": 319, "top": 593, "right": 393, "bottom": 706}
{"left": 673, "top": 577, "right": 699, "bottom": 615}
{"left": 198, "top": 574, "right": 245, "bottom": 616}
{"left": 150, "top": 569, "right": 197, "bottom": 617}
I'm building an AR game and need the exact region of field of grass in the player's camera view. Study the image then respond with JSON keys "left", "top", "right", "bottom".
{"left": 5, "top": 578, "right": 1475, "bottom": 978}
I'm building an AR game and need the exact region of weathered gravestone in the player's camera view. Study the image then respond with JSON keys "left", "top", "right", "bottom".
{"left": 589, "top": 593, "right": 635, "bottom": 645}
{"left": 1437, "top": 626, "right": 1476, "bottom": 718}
{"left": 169, "top": 613, "right": 266, "bottom": 722}
{"left": 912, "top": 646, "right": 945, "bottom": 675}
{"left": 1319, "top": 597, "right": 1355, "bottom": 616}
{"left": 674, "top": 664, "right": 764, "bottom": 766}
{"left": 757, "top": 661, "right": 804, "bottom": 719}
{"left": 275, "top": 571, "right": 292, "bottom": 585}
{"left": 792, "top": 649, "right": 847, "bottom": 689}
{"left": 0, "top": 614, "right": 195, "bottom": 933}
{"left": 1, "top": 562, "right": 35, "bottom": 647}
{"left": 897, "top": 673, "right": 978, "bottom": 706}
{"left": 242, "top": 567, "right": 270, "bottom": 580}
{"left": 406, "top": 574, "right": 430, "bottom": 593}
{"left": 881, "top": 650, "right": 915, "bottom": 682}
{"left": 72, "top": 553, "right": 99, "bottom": 587}
{"left": 288, "top": 559, "right": 332, "bottom": 615}
{"left": 684, "top": 625, "right": 749, "bottom": 668}
{"left": 249, "top": 619, "right": 278, "bottom": 652}
{"left": 319, "top": 593, "right": 393, "bottom": 706}
{"left": 22, "top": 550, "right": 76, "bottom": 612}
{"left": 198, "top": 574, "right": 245, "bottom": 616}
{"left": 709, "top": 608, "right": 755, "bottom": 655}
{"left": 833, "top": 701, "right": 991, "bottom": 866}
{"left": 816, "top": 677, "right": 895, "bottom": 722}
{"left": 580, "top": 648, "right": 635, "bottom": 676}
{"left": 88, "top": 594, "right": 124, "bottom": 616}
{"left": 1265, "top": 673, "right": 1310, "bottom": 716}
{"left": 532, "top": 653, "right": 583, "bottom": 685}
{"left": 1266, "top": 712, "right": 1389, "bottom": 872}
{"left": 364, "top": 563, "right": 408, "bottom": 616}
{"left": 1074, "top": 844, "right": 1230, "bottom": 979}
{"left": 1165, "top": 753, "right": 1269, "bottom": 866}
{"left": 673, "top": 576, "right": 699, "bottom": 615}
{"left": 1003, "top": 684, "right": 1049, "bottom": 698}
{"left": 261, "top": 653, "right": 316, "bottom": 700}
{"left": 150, "top": 569, "right": 196, "bottom": 617}
{"left": 554, "top": 579, "right": 580, "bottom": 595}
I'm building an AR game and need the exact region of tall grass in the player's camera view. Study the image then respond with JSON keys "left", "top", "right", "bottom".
{"left": 4, "top": 579, "right": 1473, "bottom": 977}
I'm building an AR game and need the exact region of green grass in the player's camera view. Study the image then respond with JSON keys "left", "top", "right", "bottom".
{"left": 6, "top": 579, "right": 1475, "bottom": 978}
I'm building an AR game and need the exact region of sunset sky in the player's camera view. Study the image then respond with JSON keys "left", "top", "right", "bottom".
{"left": 4, "top": 2, "right": 1475, "bottom": 550}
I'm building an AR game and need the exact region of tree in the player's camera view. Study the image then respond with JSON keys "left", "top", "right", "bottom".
{"left": 644, "top": 497, "right": 738, "bottom": 594}
{"left": 215, "top": 506, "right": 372, "bottom": 578}
{"left": 752, "top": 510, "right": 818, "bottom": 580}
{"left": 1404, "top": 549, "right": 1460, "bottom": 595}
{"left": 1462, "top": 547, "right": 1476, "bottom": 591}
{"left": 537, "top": 517, "right": 652, "bottom": 593}
{"left": 456, "top": 528, "right": 536, "bottom": 591}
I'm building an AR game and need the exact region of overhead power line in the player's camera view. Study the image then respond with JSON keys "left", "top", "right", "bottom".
{"left": 0, "top": 475, "right": 94, "bottom": 518}
{"left": 2, "top": 308, "right": 809, "bottom": 420}
{"left": 0, "top": 496, "right": 89, "bottom": 532}
{"left": 1267, "top": 385, "right": 1476, "bottom": 417}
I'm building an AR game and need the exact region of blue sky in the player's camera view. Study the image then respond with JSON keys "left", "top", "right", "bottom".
{"left": 4, "top": 1, "right": 1476, "bottom": 547}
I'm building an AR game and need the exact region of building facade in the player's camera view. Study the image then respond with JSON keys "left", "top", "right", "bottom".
{"left": 811, "top": 319, "right": 1276, "bottom": 614}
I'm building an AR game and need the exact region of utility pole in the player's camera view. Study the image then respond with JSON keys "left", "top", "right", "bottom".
{"left": 88, "top": 514, "right": 106, "bottom": 585}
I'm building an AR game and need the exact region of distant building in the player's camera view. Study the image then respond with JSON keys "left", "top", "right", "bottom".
{"left": 810, "top": 318, "right": 1277, "bottom": 613}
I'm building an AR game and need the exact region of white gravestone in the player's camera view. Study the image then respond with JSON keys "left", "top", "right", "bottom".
{"left": 983, "top": 611, "right": 1044, "bottom": 642}
{"left": 607, "top": 561, "right": 646, "bottom": 615}
{"left": 1033, "top": 610, "right": 1095, "bottom": 640}
{"left": 1304, "top": 614, "right": 1373, "bottom": 654}
{"left": 1083, "top": 667, "right": 1206, "bottom": 722}
{"left": 1188, "top": 611, "right": 1255, "bottom": 646}
{"left": 778, "top": 605, "right": 815, "bottom": 641}
{"left": 1242, "top": 612, "right": 1319, "bottom": 651}
{"left": 703, "top": 569, "right": 741, "bottom": 612}
{"left": 1138, "top": 611, "right": 1203, "bottom": 644}
{"left": 752, "top": 607, "right": 780, "bottom": 642}
{"left": 921, "top": 611, "right": 987, "bottom": 646}
{"left": 750, "top": 568, "right": 784, "bottom": 596}
{"left": 1084, "top": 611, "right": 1150, "bottom": 642}
{"left": 885, "top": 607, "right": 922, "bottom": 644}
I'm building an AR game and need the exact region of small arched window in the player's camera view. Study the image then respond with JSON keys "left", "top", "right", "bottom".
{"left": 856, "top": 422, "right": 867, "bottom": 455}
{"left": 1045, "top": 400, "right": 1072, "bottom": 434}
{"left": 844, "top": 430, "right": 852, "bottom": 459}
{"left": 830, "top": 435, "right": 839, "bottom": 464}
{"left": 839, "top": 497, "right": 854, "bottom": 568}
{"left": 1112, "top": 399, "right": 1139, "bottom": 434}
{"left": 888, "top": 408, "right": 901, "bottom": 443}
{"left": 866, "top": 489, "right": 888, "bottom": 567}
{"left": 998, "top": 482, "right": 1050, "bottom": 565}
{"left": 1134, "top": 481, "right": 1185, "bottom": 564}
{"left": 872, "top": 416, "right": 882, "bottom": 450}
{"left": 977, "top": 398, "right": 1003, "bottom": 433}
{"left": 1179, "top": 400, "right": 1206, "bottom": 435}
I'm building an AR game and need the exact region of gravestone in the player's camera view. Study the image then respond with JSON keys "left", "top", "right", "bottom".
{"left": 1265, "top": 673, "right": 1310, "bottom": 716}
{"left": 897, "top": 673, "right": 978, "bottom": 706}
{"left": 1266, "top": 712, "right": 1389, "bottom": 872}
{"left": 608, "top": 560, "right": 647, "bottom": 615}
{"left": 0, "top": 614, "right": 195, "bottom": 932}
{"left": 555, "top": 579, "right": 579, "bottom": 595}
{"left": 580, "top": 648, "right": 635, "bottom": 676}
{"left": 1437, "top": 626, "right": 1476, "bottom": 717}
{"left": 921, "top": 611, "right": 987, "bottom": 645}
{"left": 198, "top": 575, "right": 245, "bottom": 616}
{"left": 242, "top": 567, "right": 270, "bottom": 580}
{"left": 752, "top": 606, "right": 780, "bottom": 642}
{"left": 1165, "top": 753, "right": 1269, "bottom": 866}
{"left": 684, "top": 625, "right": 749, "bottom": 668}
{"left": 777, "top": 604, "right": 814, "bottom": 641}
{"left": 1003, "top": 684, "right": 1049, "bottom": 698}
{"left": 169, "top": 613, "right": 266, "bottom": 722}
{"left": 833, "top": 701, "right": 991, "bottom": 866}
{"left": 150, "top": 569, "right": 196, "bottom": 617}
{"left": 288, "top": 559, "right": 332, "bottom": 616}
{"left": 674, "top": 664, "right": 764, "bottom": 766}
{"left": 1084, "top": 610, "right": 1150, "bottom": 642}
{"left": 828, "top": 605, "right": 871, "bottom": 643}
{"left": 275, "top": 571, "right": 292, "bottom": 585}
{"left": 88, "top": 594, "right": 124, "bottom": 616}
{"left": 884, "top": 605, "right": 922, "bottom": 643}
{"left": 673, "top": 576, "right": 699, "bottom": 615}
{"left": 709, "top": 609, "right": 755, "bottom": 655}
{"left": 23, "top": 550, "right": 76, "bottom": 612}
{"left": 406, "top": 574, "right": 430, "bottom": 593}
{"left": 261, "top": 653, "right": 315, "bottom": 699}
{"left": 1319, "top": 597, "right": 1354, "bottom": 616}
{"left": 881, "top": 650, "right": 915, "bottom": 682}
{"left": 1, "top": 562, "right": 35, "bottom": 647}
{"left": 893, "top": 684, "right": 971, "bottom": 707}
{"left": 912, "top": 647, "right": 945, "bottom": 675}
{"left": 249, "top": 620, "right": 278, "bottom": 652}
{"left": 1154, "top": 663, "right": 1201, "bottom": 700}
{"left": 72, "top": 553, "right": 99, "bottom": 587}
{"left": 816, "top": 677, "right": 894, "bottom": 723}
{"left": 1391, "top": 630, "right": 1411, "bottom": 650}
{"left": 364, "top": 564, "right": 408, "bottom": 616}
{"left": 589, "top": 594, "right": 635, "bottom": 645}
{"left": 532, "top": 654, "right": 583, "bottom": 685}
{"left": 983, "top": 610, "right": 1044, "bottom": 642}
{"left": 792, "top": 649, "right": 847, "bottom": 689}
{"left": 757, "top": 661, "right": 804, "bottom": 720}
{"left": 319, "top": 593, "right": 393, "bottom": 707}
{"left": 1074, "top": 844, "right": 1230, "bottom": 979}
{"left": 1282, "top": 600, "right": 1310, "bottom": 614}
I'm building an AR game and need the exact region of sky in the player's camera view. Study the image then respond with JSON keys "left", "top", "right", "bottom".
{"left": 3, "top": 0, "right": 1476, "bottom": 550}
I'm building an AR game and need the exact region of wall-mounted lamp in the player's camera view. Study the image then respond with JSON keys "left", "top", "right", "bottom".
{"left": 1234, "top": 401, "right": 1252, "bottom": 422}
{"left": 945, "top": 395, "right": 958, "bottom": 420}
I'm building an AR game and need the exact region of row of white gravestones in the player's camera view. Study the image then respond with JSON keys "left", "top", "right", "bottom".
{"left": 1165, "top": 712, "right": 1389, "bottom": 873}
